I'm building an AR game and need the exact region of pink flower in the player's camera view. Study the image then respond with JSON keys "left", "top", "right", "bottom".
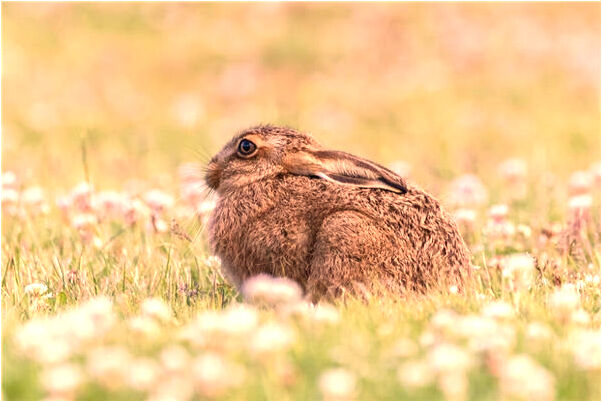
{"left": 568, "top": 170, "right": 594, "bottom": 195}
{"left": 447, "top": 174, "right": 488, "bottom": 207}
{"left": 498, "top": 158, "right": 527, "bottom": 183}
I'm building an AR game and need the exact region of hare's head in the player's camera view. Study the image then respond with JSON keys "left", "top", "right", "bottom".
{"left": 205, "top": 125, "right": 407, "bottom": 195}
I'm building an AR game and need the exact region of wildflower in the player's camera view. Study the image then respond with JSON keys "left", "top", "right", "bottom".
{"left": 438, "top": 371, "right": 468, "bottom": 400}
{"left": 191, "top": 353, "right": 243, "bottom": 398}
{"left": 549, "top": 284, "right": 581, "bottom": 321}
{"left": 86, "top": 346, "right": 132, "bottom": 389}
{"left": 568, "top": 194, "right": 592, "bottom": 215}
{"left": 481, "top": 301, "right": 514, "bottom": 321}
{"left": 220, "top": 303, "right": 260, "bottom": 335}
{"left": 24, "top": 283, "right": 49, "bottom": 297}
{"left": 160, "top": 345, "right": 191, "bottom": 374}
{"left": 453, "top": 208, "right": 477, "bottom": 228}
{"left": 93, "top": 191, "right": 126, "bottom": 219}
{"left": 319, "top": 368, "right": 356, "bottom": 400}
{"left": 428, "top": 343, "right": 473, "bottom": 373}
{"left": 568, "top": 170, "right": 593, "bottom": 195}
{"left": 141, "top": 297, "right": 172, "bottom": 322}
{"left": 15, "top": 319, "right": 73, "bottom": 364}
{"left": 149, "top": 374, "right": 194, "bottom": 401}
{"left": 447, "top": 174, "right": 488, "bottom": 207}
{"left": 501, "top": 254, "right": 535, "bottom": 291}
{"left": 123, "top": 198, "right": 150, "bottom": 226}
{"left": 312, "top": 303, "right": 341, "bottom": 325}
{"left": 525, "top": 322, "right": 553, "bottom": 343}
{"left": 126, "top": 358, "right": 160, "bottom": 392}
{"left": 148, "top": 215, "right": 169, "bottom": 233}
{"left": 70, "top": 182, "right": 94, "bottom": 212}
{"left": 567, "top": 330, "right": 601, "bottom": 370}
{"left": 77, "top": 296, "right": 115, "bottom": 335}
{"left": 390, "top": 338, "right": 419, "bottom": 359}
{"left": 1, "top": 188, "right": 19, "bottom": 205}
{"left": 430, "top": 309, "right": 459, "bottom": 333}
{"left": 21, "top": 186, "right": 49, "bottom": 214}
{"left": 570, "top": 309, "right": 591, "bottom": 326}
{"left": 2, "top": 171, "right": 17, "bottom": 189}
{"left": 41, "top": 363, "right": 83, "bottom": 398}
{"left": 143, "top": 189, "right": 174, "bottom": 213}
{"left": 398, "top": 359, "right": 433, "bottom": 388}
{"left": 242, "top": 274, "right": 302, "bottom": 306}
{"left": 498, "top": 158, "right": 527, "bottom": 183}
{"left": 488, "top": 204, "right": 509, "bottom": 221}
{"left": 516, "top": 224, "right": 532, "bottom": 238}
{"left": 129, "top": 315, "right": 161, "bottom": 338}
{"left": 249, "top": 321, "right": 296, "bottom": 355}
{"left": 70, "top": 213, "right": 97, "bottom": 231}
{"left": 497, "top": 354, "right": 555, "bottom": 400}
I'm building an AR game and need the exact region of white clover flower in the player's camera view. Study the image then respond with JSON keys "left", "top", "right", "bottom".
{"left": 311, "top": 303, "right": 341, "bottom": 325}
{"left": 143, "top": 189, "right": 174, "bottom": 213}
{"left": 24, "top": 283, "right": 48, "bottom": 297}
{"left": 129, "top": 315, "right": 161, "bottom": 338}
{"left": 126, "top": 358, "right": 160, "bottom": 391}
{"left": 149, "top": 374, "right": 195, "bottom": 401}
{"left": 481, "top": 301, "right": 515, "bottom": 321}
{"left": 430, "top": 309, "right": 460, "bottom": 333}
{"left": 192, "top": 353, "right": 244, "bottom": 398}
{"left": 249, "top": 321, "right": 296, "bottom": 355}
{"left": 21, "top": 186, "right": 44, "bottom": 206}
{"left": 447, "top": 174, "right": 488, "bottom": 207}
{"left": 86, "top": 346, "right": 132, "bottom": 388}
{"left": 438, "top": 370, "right": 468, "bottom": 401}
{"left": 549, "top": 284, "right": 581, "bottom": 319}
{"left": 242, "top": 274, "right": 303, "bottom": 306}
{"left": 1, "top": 188, "right": 19, "bottom": 205}
{"left": 567, "top": 330, "right": 601, "bottom": 370}
{"left": 428, "top": 343, "right": 473, "bottom": 373}
{"left": 41, "top": 363, "right": 83, "bottom": 397}
{"left": 453, "top": 208, "right": 477, "bottom": 227}
{"left": 568, "top": 170, "right": 594, "bottom": 195}
{"left": 319, "top": 368, "right": 356, "bottom": 400}
{"left": 390, "top": 338, "right": 419, "bottom": 359}
{"left": 498, "top": 158, "right": 527, "bottom": 183}
{"left": 570, "top": 309, "right": 591, "bottom": 326}
{"left": 15, "top": 319, "right": 73, "bottom": 364}
{"left": 398, "top": 359, "right": 434, "bottom": 388}
{"left": 568, "top": 194, "right": 592, "bottom": 214}
{"left": 525, "top": 322, "right": 553, "bottom": 342}
{"left": 488, "top": 204, "right": 509, "bottom": 221}
{"left": 2, "top": 171, "right": 17, "bottom": 189}
{"left": 141, "top": 297, "right": 172, "bottom": 322}
{"left": 160, "top": 345, "right": 191, "bottom": 374}
{"left": 501, "top": 254, "right": 536, "bottom": 291}
{"left": 498, "top": 354, "right": 555, "bottom": 400}
{"left": 220, "top": 303, "right": 259, "bottom": 335}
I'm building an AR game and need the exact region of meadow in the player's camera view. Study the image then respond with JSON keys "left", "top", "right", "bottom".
{"left": 1, "top": 3, "right": 601, "bottom": 400}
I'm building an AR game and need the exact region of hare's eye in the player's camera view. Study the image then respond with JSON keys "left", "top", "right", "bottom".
{"left": 237, "top": 139, "right": 257, "bottom": 157}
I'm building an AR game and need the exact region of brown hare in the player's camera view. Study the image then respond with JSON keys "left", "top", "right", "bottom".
{"left": 205, "top": 125, "right": 471, "bottom": 301}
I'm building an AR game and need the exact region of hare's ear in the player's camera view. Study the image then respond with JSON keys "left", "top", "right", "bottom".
{"left": 283, "top": 150, "right": 408, "bottom": 194}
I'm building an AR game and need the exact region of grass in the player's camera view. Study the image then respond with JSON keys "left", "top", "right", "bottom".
{"left": 1, "top": 3, "right": 601, "bottom": 401}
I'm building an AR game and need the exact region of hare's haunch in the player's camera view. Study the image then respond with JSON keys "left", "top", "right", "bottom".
{"left": 205, "top": 125, "right": 471, "bottom": 300}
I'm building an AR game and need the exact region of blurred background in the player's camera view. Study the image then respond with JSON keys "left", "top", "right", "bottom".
{"left": 2, "top": 2, "right": 600, "bottom": 193}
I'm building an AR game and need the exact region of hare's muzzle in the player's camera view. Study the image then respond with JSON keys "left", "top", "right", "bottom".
{"left": 205, "top": 161, "right": 221, "bottom": 190}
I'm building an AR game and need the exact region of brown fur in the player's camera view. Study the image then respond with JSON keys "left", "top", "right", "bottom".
{"left": 205, "top": 125, "right": 472, "bottom": 301}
